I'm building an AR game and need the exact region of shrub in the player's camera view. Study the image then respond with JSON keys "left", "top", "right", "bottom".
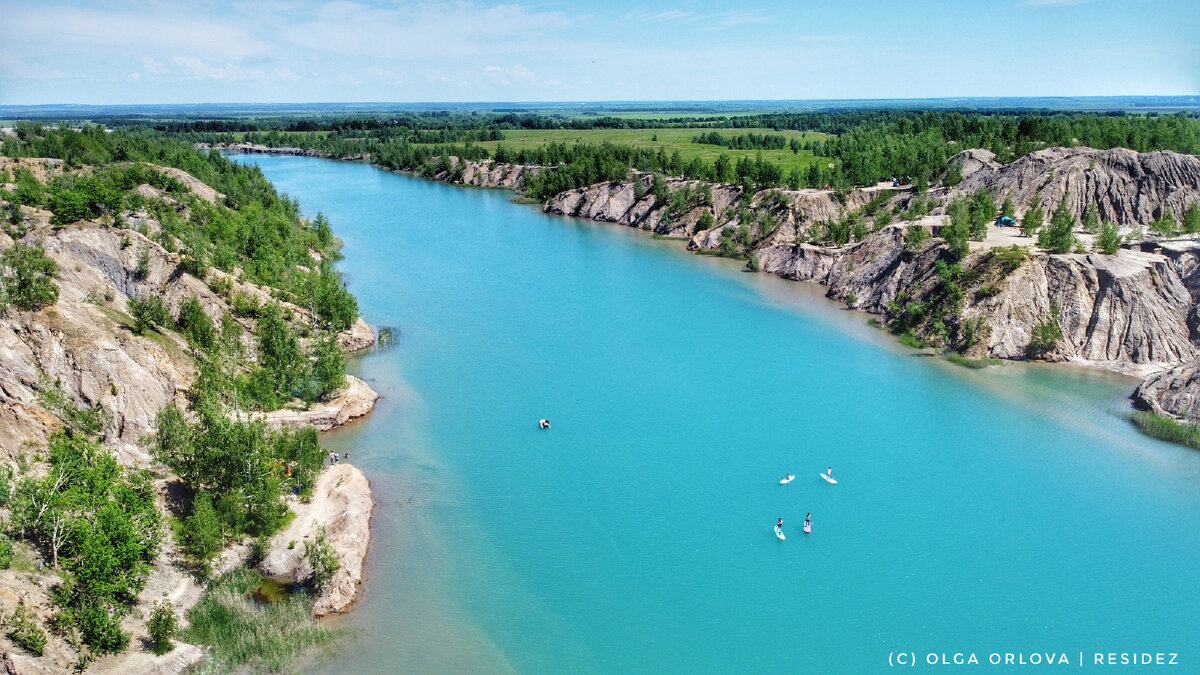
{"left": 176, "top": 295, "right": 215, "bottom": 351}
{"left": 905, "top": 224, "right": 929, "bottom": 251}
{"left": 1027, "top": 307, "right": 1063, "bottom": 358}
{"left": 1149, "top": 210, "right": 1178, "bottom": 236}
{"left": 1, "top": 243, "right": 59, "bottom": 311}
{"left": 8, "top": 604, "right": 46, "bottom": 656}
{"left": 147, "top": 599, "right": 178, "bottom": 656}
{"left": 128, "top": 293, "right": 172, "bottom": 335}
{"left": 0, "top": 536, "right": 12, "bottom": 569}
{"left": 1096, "top": 222, "right": 1122, "bottom": 255}
{"left": 304, "top": 526, "right": 340, "bottom": 591}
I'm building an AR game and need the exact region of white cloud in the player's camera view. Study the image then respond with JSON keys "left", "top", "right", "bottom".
{"left": 170, "top": 56, "right": 263, "bottom": 81}
{"left": 141, "top": 57, "right": 169, "bottom": 76}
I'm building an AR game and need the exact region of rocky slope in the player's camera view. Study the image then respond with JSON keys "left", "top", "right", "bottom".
{"left": 949, "top": 146, "right": 1200, "bottom": 230}
{"left": 0, "top": 160, "right": 380, "bottom": 671}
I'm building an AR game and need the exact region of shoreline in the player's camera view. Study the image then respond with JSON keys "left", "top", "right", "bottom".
{"left": 220, "top": 145, "right": 1200, "bottom": 424}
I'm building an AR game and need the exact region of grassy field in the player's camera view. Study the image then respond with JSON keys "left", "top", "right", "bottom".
{"left": 471, "top": 127, "right": 833, "bottom": 174}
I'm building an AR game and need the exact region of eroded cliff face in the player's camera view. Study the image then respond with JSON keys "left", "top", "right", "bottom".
{"left": 950, "top": 146, "right": 1200, "bottom": 230}
{"left": 0, "top": 221, "right": 378, "bottom": 461}
{"left": 542, "top": 173, "right": 890, "bottom": 241}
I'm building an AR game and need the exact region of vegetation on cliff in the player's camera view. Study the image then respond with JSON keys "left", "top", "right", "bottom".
{"left": 0, "top": 128, "right": 366, "bottom": 667}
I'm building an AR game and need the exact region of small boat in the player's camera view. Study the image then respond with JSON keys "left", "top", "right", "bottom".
{"left": 779, "top": 474, "right": 795, "bottom": 484}
{"left": 803, "top": 521, "right": 812, "bottom": 534}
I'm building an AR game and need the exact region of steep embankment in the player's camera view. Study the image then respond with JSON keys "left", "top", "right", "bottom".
{"left": 950, "top": 146, "right": 1200, "bottom": 230}
{"left": 0, "top": 156, "right": 378, "bottom": 672}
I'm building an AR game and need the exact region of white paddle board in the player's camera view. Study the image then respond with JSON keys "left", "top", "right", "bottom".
{"left": 774, "top": 526, "right": 785, "bottom": 540}
{"left": 820, "top": 473, "right": 837, "bottom": 484}
{"left": 779, "top": 475, "right": 795, "bottom": 484}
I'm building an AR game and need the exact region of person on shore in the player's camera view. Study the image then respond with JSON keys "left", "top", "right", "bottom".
{"left": 334, "top": 453, "right": 340, "bottom": 464}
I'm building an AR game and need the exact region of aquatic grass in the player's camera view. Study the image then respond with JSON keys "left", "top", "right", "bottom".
{"left": 1129, "top": 411, "right": 1200, "bottom": 451}
{"left": 943, "top": 352, "right": 1002, "bottom": 369}
{"left": 897, "top": 332, "right": 926, "bottom": 349}
{"left": 184, "top": 568, "right": 337, "bottom": 673}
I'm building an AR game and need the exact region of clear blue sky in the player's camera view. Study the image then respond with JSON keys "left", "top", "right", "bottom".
{"left": 1, "top": 0, "right": 1197, "bottom": 104}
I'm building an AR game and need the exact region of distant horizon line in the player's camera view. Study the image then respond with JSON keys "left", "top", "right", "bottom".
{"left": 2, "top": 94, "right": 1199, "bottom": 109}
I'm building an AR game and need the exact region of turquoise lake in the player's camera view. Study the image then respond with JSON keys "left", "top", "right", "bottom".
{"left": 235, "top": 155, "right": 1200, "bottom": 673}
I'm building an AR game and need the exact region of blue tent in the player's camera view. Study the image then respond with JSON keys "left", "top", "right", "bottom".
{"left": 995, "top": 215, "right": 1016, "bottom": 227}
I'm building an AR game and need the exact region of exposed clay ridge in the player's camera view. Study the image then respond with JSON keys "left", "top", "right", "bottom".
{"left": 951, "top": 146, "right": 1200, "bottom": 230}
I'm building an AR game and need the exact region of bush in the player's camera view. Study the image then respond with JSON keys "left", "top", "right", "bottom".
{"left": 230, "top": 291, "right": 260, "bottom": 318}
{"left": 0, "top": 536, "right": 12, "bottom": 569}
{"left": 304, "top": 526, "right": 340, "bottom": 590}
{"left": 1149, "top": 210, "right": 1178, "bottom": 236}
{"left": 147, "top": 599, "right": 178, "bottom": 656}
{"left": 182, "top": 492, "right": 223, "bottom": 562}
{"left": 8, "top": 604, "right": 46, "bottom": 656}
{"left": 1, "top": 243, "right": 59, "bottom": 311}
{"left": 1027, "top": 308, "right": 1063, "bottom": 359}
{"left": 1096, "top": 222, "right": 1122, "bottom": 255}
{"left": 176, "top": 295, "right": 215, "bottom": 351}
{"left": 905, "top": 224, "right": 929, "bottom": 251}
{"left": 128, "top": 293, "right": 172, "bottom": 334}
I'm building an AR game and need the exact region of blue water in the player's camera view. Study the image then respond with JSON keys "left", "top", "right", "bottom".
{"left": 236, "top": 155, "right": 1200, "bottom": 673}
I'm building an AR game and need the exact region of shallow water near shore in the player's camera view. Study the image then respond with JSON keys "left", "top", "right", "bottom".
{"left": 235, "top": 155, "right": 1200, "bottom": 673}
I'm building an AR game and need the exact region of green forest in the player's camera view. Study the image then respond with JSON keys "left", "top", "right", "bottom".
{"left": 63, "top": 108, "right": 1200, "bottom": 199}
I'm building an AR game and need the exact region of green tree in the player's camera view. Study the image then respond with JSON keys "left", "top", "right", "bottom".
{"left": 1038, "top": 199, "right": 1077, "bottom": 253}
{"left": 257, "top": 303, "right": 306, "bottom": 398}
{"left": 147, "top": 599, "right": 178, "bottom": 656}
{"left": 1, "top": 243, "right": 59, "bottom": 311}
{"left": 968, "top": 188, "right": 996, "bottom": 240}
{"left": 304, "top": 526, "right": 340, "bottom": 590}
{"left": 713, "top": 154, "right": 733, "bottom": 184}
{"left": 1095, "top": 222, "right": 1121, "bottom": 255}
{"left": 1082, "top": 203, "right": 1100, "bottom": 233}
{"left": 183, "top": 493, "right": 223, "bottom": 562}
{"left": 1184, "top": 203, "right": 1200, "bottom": 234}
{"left": 311, "top": 331, "right": 346, "bottom": 400}
{"left": 1021, "top": 195, "right": 1044, "bottom": 237}
{"left": 128, "top": 293, "right": 171, "bottom": 335}
{"left": 1000, "top": 196, "right": 1016, "bottom": 219}
{"left": 942, "top": 199, "right": 971, "bottom": 259}
{"left": 176, "top": 295, "right": 215, "bottom": 351}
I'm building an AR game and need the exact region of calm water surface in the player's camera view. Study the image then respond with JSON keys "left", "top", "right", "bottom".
{"left": 235, "top": 155, "right": 1200, "bottom": 673}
